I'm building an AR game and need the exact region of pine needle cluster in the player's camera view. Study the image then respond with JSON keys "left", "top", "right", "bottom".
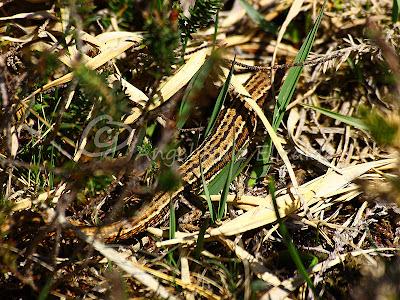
{"left": 179, "top": 0, "right": 222, "bottom": 41}
{"left": 143, "top": 2, "right": 180, "bottom": 76}
{"left": 143, "top": 0, "right": 222, "bottom": 76}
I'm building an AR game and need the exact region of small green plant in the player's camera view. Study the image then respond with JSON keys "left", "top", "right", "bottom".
{"left": 179, "top": 0, "right": 222, "bottom": 43}
{"left": 143, "top": 1, "right": 181, "bottom": 76}
{"left": 137, "top": 139, "right": 158, "bottom": 179}
{"left": 359, "top": 106, "right": 399, "bottom": 145}
{"left": 204, "top": 57, "right": 234, "bottom": 138}
{"left": 238, "top": 0, "right": 276, "bottom": 33}
{"left": 217, "top": 133, "right": 235, "bottom": 221}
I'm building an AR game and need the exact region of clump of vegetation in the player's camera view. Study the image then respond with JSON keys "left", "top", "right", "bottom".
{"left": 143, "top": 1, "right": 181, "bottom": 76}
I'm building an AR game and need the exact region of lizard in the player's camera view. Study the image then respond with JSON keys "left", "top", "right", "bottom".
{"left": 78, "top": 67, "right": 281, "bottom": 243}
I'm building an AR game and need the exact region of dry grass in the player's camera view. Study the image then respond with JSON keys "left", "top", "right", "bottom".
{"left": 0, "top": 0, "right": 399, "bottom": 299}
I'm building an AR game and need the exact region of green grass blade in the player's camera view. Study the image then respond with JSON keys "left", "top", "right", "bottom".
{"left": 302, "top": 104, "right": 368, "bottom": 130}
{"left": 217, "top": 133, "right": 235, "bottom": 221}
{"left": 273, "top": 0, "right": 326, "bottom": 129}
{"left": 169, "top": 195, "right": 176, "bottom": 239}
{"left": 238, "top": 0, "right": 277, "bottom": 33}
{"left": 269, "top": 177, "right": 318, "bottom": 299}
{"left": 200, "top": 157, "right": 215, "bottom": 223}
{"left": 167, "top": 194, "right": 176, "bottom": 265}
{"left": 193, "top": 219, "right": 210, "bottom": 260}
{"left": 393, "top": 0, "right": 400, "bottom": 22}
{"left": 38, "top": 278, "right": 53, "bottom": 300}
{"left": 177, "top": 55, "right": 216, "bottom": 129}
{"left": 208, "top": 160, "right": 243, "bottom": 195}
{"left": 251, "top": 0, "right": 326, "bottom": 181}
{"left": 204, "top": 57, "right": 235, "bottom": 138}
{"left": 212, "top": 9, "right": 219, "bottom": 48}
{"left": 208, "top": 148, "right": 254, "bottom": 195}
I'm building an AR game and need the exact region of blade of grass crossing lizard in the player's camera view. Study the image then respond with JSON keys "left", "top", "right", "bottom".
{"left": 250, "top": 1, "right": 327, "bottom": 183}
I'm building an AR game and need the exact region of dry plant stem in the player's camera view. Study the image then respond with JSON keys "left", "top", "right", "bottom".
{"left": 51, "top": 224, "right": 62, "bottom": 268}
{"left": 0, "top": 58, "right": 9, "bottom": 106}
{"left": 5, "top": 156, "right": 13, "bottom": 199}
{"left": 226, "top": 44, "right": 376, "bottom": 72}
{"left": 0, "top": 56, "right": 13, "bottom": 199}
{"left": 5, "top": 115, "right": 15, "bottom": 200}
